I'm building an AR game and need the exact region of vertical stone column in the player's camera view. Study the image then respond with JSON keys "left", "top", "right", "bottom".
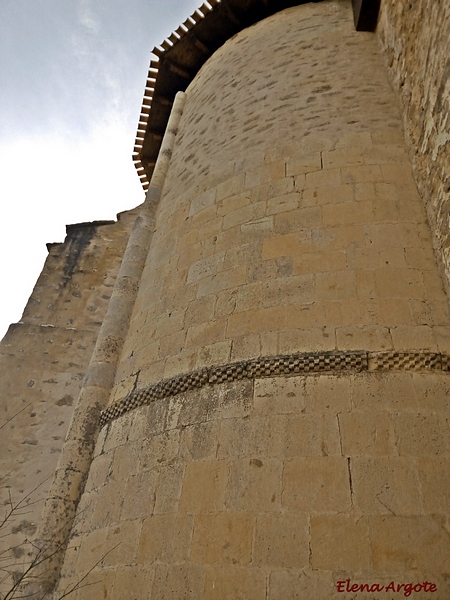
{"left": 32, "top": 92, "right": 186, "bottom": 596}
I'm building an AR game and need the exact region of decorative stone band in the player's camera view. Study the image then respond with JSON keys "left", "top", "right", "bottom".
{"left": 99, "top": 350, "right": 449, "bottom": 427}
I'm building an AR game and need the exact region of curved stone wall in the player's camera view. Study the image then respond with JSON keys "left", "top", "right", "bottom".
{"left": 54, "top": 2, "right": 450, "bottom": 598}
{"left": 111, "top": 0, "right": 449, "bottom": 400}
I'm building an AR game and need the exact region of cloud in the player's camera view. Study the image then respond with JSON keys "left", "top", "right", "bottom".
{"left": 78, "top": 0, "right": 99, "bottom": 33}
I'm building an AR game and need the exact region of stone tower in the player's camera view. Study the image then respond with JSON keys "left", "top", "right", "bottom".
{"left": 1, "top": 0, "right": 450, "bottom": 598}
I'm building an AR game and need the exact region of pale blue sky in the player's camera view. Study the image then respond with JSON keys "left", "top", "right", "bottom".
{"left": 0, "top": 0, "right": 202, "bottom": 339}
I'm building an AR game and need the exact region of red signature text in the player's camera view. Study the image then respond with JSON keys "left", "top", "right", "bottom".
{"left": 336, "top": 579, "right": 437, "bottom": 596}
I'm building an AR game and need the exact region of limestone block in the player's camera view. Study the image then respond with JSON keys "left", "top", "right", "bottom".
{"left": 274, "top": 206, "right": 322, "bottom": 234}
{"left": 189, "top": 188, "right": 216, "bottom": 217}
{"left": 342, "top": 164, "right": 382, "bottom": 184}
{"left": 187, "top": 253, "right": 225, "bottom": 284}
{"left": 393, "top": 413, "right": 450, "bottom": 456}
{"left": 374, "top": 268, "right": 425, "bottom": 299}
{"left": 292, "top": 250, "right": 347, "bottom": 276}
{"left": 244, "top": 160, "right": 285, "bottom": 188}
{"left": 185, "top": 319, "right": 227, "bottom": 350}
{"left": 363, "top": 222, "right": 405, "bottom": 250}
{"left": 163, "top": 350, "right": 197, "bottom": 380}
{"left": 370, "top": 516, "right": 450, "bottom": 571}
{"left": 91, "top": 480, "right": 123, "bottom": 528}
{"left": 287, "top": 153, "right": 321, "bottom": 176}
{"left": 416, "top": 458, "right": 450, "bottom": 513}
{"left": 120, "top": 470, "right": 158, "bottom": 520}
{"left": 217, "top": 191, "right": 251, "bottom": 217}
{"left": 262, "top": 232, "right": 312, "bottom": 260}
{"left": 282, "top": 457, "right": 350, "bottom": 511}
{"left": 196, "top": 340, "right": 232, "bottom": 367}
{"left": 159, "top": 329, "right": 186, "bottom": 359}
{"left": 305, "top": 167, "right": 341, "bottom": 188}
{"left": 75, "top": 527, "right": 109, "bottom": 575}
{"left": 203, "top": 566, "right": 266, "bottom": 600}
{"left": 109, "top": 441, "right": 141, "bottom": 483}
{"left": 218, "top": 416, "right": 271, "bottom": 458}
{"left": 84, "top": 451, "right": 113, "bottom": 492}
{"left": 352, "top": 373, "right": 418, "bottom": 411}
{"left": 151, "top": 564, "right": 206, "bottom": 600}
{"left": 322, "top": 148, "right": 365, "bottom": 169}
{"left": 191, "top": 512, "right": 253, "bottom": 565}
{"left": 103, "top": 518, "right": 142, "bottom": 567}
{"left": 225, "top": 457, "right": 282, "bottom": 511}
{"left": 267, "top": 192, "right": 299, "bottom": 215}
{"left": 434, "top": 325, "right": 450, "bottom": 353}
{"left": 138, "top": 513, "right": 193, "bottom": 563}
{"left": 71, "top": 489, "right": 97, "bottom": 535}
{"left": 154, "top": 463, "right": 185, "bottom": 514}
{"left": 278, "top": 327, "right": 337, "bottom": 354}
{"left": 390, "top": 325, "right": 438, "bottom": 351}
{"left": 279, "top": 413, "right": 341, "bottom": 458}
{"left": 226, "top": 306, "right": 289, "bottom": 338}
{"left": 322, "top": 200, "right": 373, "bottom": 226}
{"left": 269, "top": 569, "right": 335, "bottom": 600}
{"left": 111, "top": 565, "right": 154, "bottom": 600}
{"left": 336, "top": 325, "right": 392, "bottom": 351}
{"left": 268, "top": 176, "right": 295, "bottom": 197}
{"left": 304, "top": 183, "right": 355, "bottom": 205}
{"left": 216, "top": 173, "right": 245, "bottom": 201}
{"left": 196, "top": 265, "right": 247, "bottom": 297}
{"left": 351, "top": 458, "right": 421, "bottom": 515}
{"left": 222, "top": 200, "right": 266, "bottom": 231}
{"left": 319, "top": 223, "right": 364, "bottom": 251}
{"left": 339, "top": 412, "right": 394, "bottom": 456}
{"left": 184, "top": 295, "right": 217, "bottom": 328}
{"left": 254, "top": 376, "right": 306, "bottom": 416}
{"left": 127, "top": 401, "right": 167, "bottom": 442}
{"left": 180, "top": 421, "right": 220, "bottom": 462}
{"left": 262, "top": 274, "right": 315, "bottom": 308}
{"left": 140, "top": 429, "right": 181, "bottom": 471}
{"left": 71, "top": 568, "right": 116, "bottom": 600}
{"left": 311, "top": 515, "right": 371, "bottom": 570}
{"left": 230, "top": 333, "right": 272, "bottom": 362}
{"left": 305, "top": 374, "right": 352, "bottom": 413}
{"left": 316, "top": 271, "right": 356, "bottom": 301}
{"left": 179, "top": 461, "right": 227, "bottom": 513}
{"left": 254, "top": 513, "right": 309, "bottom": 568}
{"left": 412, "top": 373, "right": 450, "bottom": 412}
{"left": 408, "top": 298, "right": 450, "bottom": 327}
{"left": 154, "top": 309, "right": 186, "bottom": 339}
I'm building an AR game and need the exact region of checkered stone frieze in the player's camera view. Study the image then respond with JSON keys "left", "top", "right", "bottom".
{"left": 209, "top": 361, "right": 248, "bottom": 384}
{"left": 368, "top": 351, "right": 442, "bottom": 371}
{"left": 99, "top": 349, "right": 449, "bottom": 426}
{"left": 441, "top": 354, "right": 450, "bottom": 371}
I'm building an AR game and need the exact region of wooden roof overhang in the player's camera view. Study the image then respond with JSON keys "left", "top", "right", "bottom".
{"left": 133, "top": 0, "right": 380, "bottom": 191}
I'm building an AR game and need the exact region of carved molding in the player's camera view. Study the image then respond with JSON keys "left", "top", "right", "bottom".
{"left": 99, "top": 350, "right": 447, "bottom": 426}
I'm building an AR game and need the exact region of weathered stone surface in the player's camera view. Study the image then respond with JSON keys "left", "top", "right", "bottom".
{"left": 5, "top": 1, "right": 450, "bottom": 598}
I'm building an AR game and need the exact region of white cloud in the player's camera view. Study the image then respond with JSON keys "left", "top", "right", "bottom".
{"left": 78, "top": 0, "right": 99, "bottom": 33}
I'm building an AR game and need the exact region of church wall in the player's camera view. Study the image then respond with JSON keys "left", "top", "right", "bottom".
{"left": 54, "top": 2, "right": 450, "bottom": 598}
{"left": 111, "top": 0, "right": 449, "bottom": 401}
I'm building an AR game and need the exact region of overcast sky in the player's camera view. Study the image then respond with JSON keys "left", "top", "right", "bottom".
{"left": 0, "top": 0, "right": 203, "bottom": 340}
